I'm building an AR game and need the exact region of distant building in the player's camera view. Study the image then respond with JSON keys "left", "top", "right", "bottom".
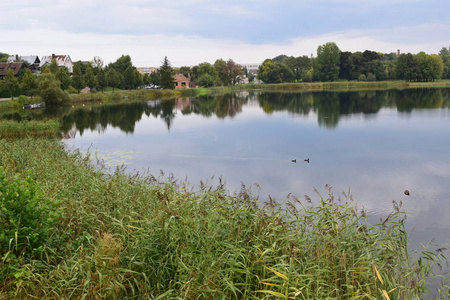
{"left": 240, "top": 63, "right": 261, "bottom": 75}
{"left": 7, "top": 55, "right": 41, "bottom": 73}
{"left": 173, "top": 74, "right": 196, "bottom": 88}
{"left": 137, "top": 67, "right": 157, "bottom": 75}
{"left": 0, "top": 62, "right": 27, "bottom": 79}
{"left": 40, "top": 54, "right": 74, "bottom": 73}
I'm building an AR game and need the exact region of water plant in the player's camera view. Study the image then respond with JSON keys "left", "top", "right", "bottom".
{"left": 0, "top": 137, "right": 448, "bottom": 299}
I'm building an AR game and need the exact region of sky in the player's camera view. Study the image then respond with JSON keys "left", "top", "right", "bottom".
{"left": 2, "top": 0, "right": 449, "bottom": 67}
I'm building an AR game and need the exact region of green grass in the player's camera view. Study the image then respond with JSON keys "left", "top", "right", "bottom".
{"left": 0, "top": 120, "right": 60, "bottom": 138}
{"left": 0, "top": 138, "right": 448, "bottom": 299}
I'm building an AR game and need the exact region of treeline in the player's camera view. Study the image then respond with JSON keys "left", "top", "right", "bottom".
{"left": 257, "top": 43, "right": 450, "bottom": 84}
{"left": 1, "top": 43, "right": 450, "bottom": 102}
{"left": 0, "top": 55, "right": 173, "bottom": 101}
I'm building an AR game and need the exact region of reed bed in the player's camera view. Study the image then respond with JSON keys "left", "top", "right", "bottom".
{"left": 0, "top": 138, "right": 448, "bottom": 299}
{"left": 0, "top": 120, "right": 60, "bottom": 138}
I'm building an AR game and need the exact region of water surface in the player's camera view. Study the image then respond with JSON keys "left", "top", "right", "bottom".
{"left": 54, "top": 89, "right": 450, "bottom": 250}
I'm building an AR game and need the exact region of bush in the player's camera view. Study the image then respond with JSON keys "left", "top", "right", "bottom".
{"left": 367, "top": 73, "right": 377, "bottom": 81}
{"left": 0, "top": 167, "right": 60, "bottom": 257}
{"left": 16, "top": 95, "right": 29, "bottom": 104}
{"left": 358, "top": 74, "right": 367, "bottom": 81}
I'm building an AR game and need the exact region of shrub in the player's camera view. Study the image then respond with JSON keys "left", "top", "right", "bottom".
{"left": 0, "top": 167, "right": 60, "bottom": 257}
{"left": 358, "top": 74, "right": 367, "bottom": 81}
{"left": 367, "top": 73, "right": 377, "bottom": 81}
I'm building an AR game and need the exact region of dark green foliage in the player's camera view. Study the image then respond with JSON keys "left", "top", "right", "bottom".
{"left": 71, "top": 63, "right": 85, "bottom": 93}
{"left": 84, "top": 65, "right": 98, "bottom": 90}
{"left": 0, "top": 167, "right": 60, "bottom": 256}
{"left": 106, "top": 67, "right": 121, "bottom": 92}
{"left": 159, "top": 56, "right": 175, "bottom": 90}
{"left": 55, "top": 67, "right": 71, "bottom": 90}
{"left": 123, "top": 65, "right": 134, "bottom": 89}
{"left": 48, "top": 59, "right": 59, "bottom": 74}
{"left": 4, "top": 69, "right": 20, "bottom": 99}
{"left": 314, "top": 42, "right": 341, "bottom": 82}
{"left": 21, "top": 69, "right": 37, "bottom": 96}
{"left": 37, "top": 72, "right": 66, "bottom": 105}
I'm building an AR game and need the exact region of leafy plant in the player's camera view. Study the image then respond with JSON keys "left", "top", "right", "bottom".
{"left": 0, "top": 167, "right": 60, "bottom": 257}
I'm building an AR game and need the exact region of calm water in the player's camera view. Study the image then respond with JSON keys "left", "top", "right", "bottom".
{"left": 52, "top": 89, "right": 450, "bottom": 251}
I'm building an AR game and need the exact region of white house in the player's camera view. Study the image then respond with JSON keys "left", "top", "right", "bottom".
{"left": 40, "top": 54, "right": 74, "bottom": 73}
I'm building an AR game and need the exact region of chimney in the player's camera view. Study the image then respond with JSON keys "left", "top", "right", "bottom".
{"left": 397, "top": 49, "right": 400, "bottom": 56}
{"left": 16, "top": 54, "right": 19, "bottom": 61}
{"left": 52, "top": 54, "right": 55, "bottom": 59}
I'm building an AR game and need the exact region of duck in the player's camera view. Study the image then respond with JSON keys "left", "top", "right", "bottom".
{"left": 404, "top": 190, "right": 410, "bottom": 196}
{"left": 291, "top": 159, "right": 297, "bottom": 163}
{"left": 304, "top": 158, "right": 310, "bottom": 163}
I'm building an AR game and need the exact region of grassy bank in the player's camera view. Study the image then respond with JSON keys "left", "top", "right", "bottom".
{"left": 0, "top": 120, "right": 60, "bottom": 138}
{"left": 231, "top": 80, "right": 450, "bottom": 92}
{"left": 4, "top": 80, "right": 450, "bottom": 110}
{"left": 0, "top": 137, "right": 448, "bottom": 299}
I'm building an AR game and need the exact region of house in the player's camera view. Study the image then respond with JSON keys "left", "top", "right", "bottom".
{"left": 0, "top": 62, "right": 27, "bottom": 79}
{"left": 40, "top": 54, "right": 74, "bottom": 73}
{"left": 7, "top": 55, "right": 41, "bottom": 73}
{"left": 173, "top": 73, "right": 196, "bottom": 88}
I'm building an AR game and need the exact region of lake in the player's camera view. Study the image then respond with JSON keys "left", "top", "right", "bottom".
{"left": 59, "top": 88, "right": 450, "bottom": 252}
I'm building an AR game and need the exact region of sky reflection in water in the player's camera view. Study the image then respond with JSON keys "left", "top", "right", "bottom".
{"left": 63, "top": 89, "right": 450, "bottom": 249}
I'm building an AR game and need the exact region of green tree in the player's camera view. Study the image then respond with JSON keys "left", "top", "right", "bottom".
{"left": 71, "top": 63, "right": 85, "bottom": 93}
{"left": 265, "top": 62, "right": 295, "bottom": 83}
{"left": 96, "top": 68, "right": 107, "bottom": 92}
{"left": 427, "top": 54, "right": 444, "bottom": 81}
{"left": 49, "top": 59, "right": 59, "bottom": 74}
{"left": 84, "top": 65, "right": 98, "bottom": 91}
{"left": 21, "top": 68, "right": 37, "bottom": 97}
{"left": 314, "top": 42, "right": 341, "bottom": 82}
{"left": 214, "top": 59, "right": 228, "bottom": 86}
{"left": 37, "top": 72, "right": 65, "bottom": 105}
{"left": 193, "top": 62, "right": 217, "bottom": 86}
{"left": 226, "top": 59, "right": 244, "bottom": 85}
{"left": 257, "top": 59, "right": 274, "bottom": 83}
{"left": 133, "top": 69, "right": 143, "bottom": 89}
{"left": 159, "top": 56, "right": 175, "bottom": 90}
{"left": 0, "top": 52, "right": 9, "bottom": 62}
{"left": 106, "top": 67, "right": 121, "bottom": 92}
{"left": 123, "top": 65, "right": 134, "bottom": 89}
{"left": 110, "top": 55, "right": 133, "bottom": 74}
{"left": 143, "top": 73, "right": 151, "bottom": 86}
{"left": 55, "top": 67, "right": 71, "bottom": 90}
{"left": 439, "top": 47, "right": 450, "bottom": 79}
{"left": 396, "top": 53, "right": 417, "bottom": 81}
{"left": 4, "top": 69, "right": 20, "bottom": 99}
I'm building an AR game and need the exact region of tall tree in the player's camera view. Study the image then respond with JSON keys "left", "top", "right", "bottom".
{"left": 4, "top": 69, "right": 20, "bottom": 99}
{"left": 214, "top": 59, "right": 228, "bottom": 86}
{"left": 55, "top": 67, "right": 71, "bottom": 90}
{"left": 226, "top": 59, "right": 243, "bottom": 85}
{"left": 49, "top": 59, "right": 59, "bottom": 74}
{"left": 123, "top": 65, "right": 135, "bottom": 90}
{"left": 133, "top": 69, "right": 143, "bottom": 89}
{"left": 21, "top": 68, "right": 37, "bottom": 97}
{"left": 84, "top": 65, "right": 98, "bottom": 91}
{"left": 71, "top": 63, "right": 85, "bottom": 93}
{"left": 314, "top": 42, "right": 341, "bottom": 82}
{"left": 159, "top": 56, "right": 175, "bottom": 90}
{"left": 96, "top": 67, "right": 107, "bottom": 92}
{"left": 106, "top": 67, "right": 121, "bottom": 92}
{"left": 37, "top": 72, "right": 65, "bottom": 105}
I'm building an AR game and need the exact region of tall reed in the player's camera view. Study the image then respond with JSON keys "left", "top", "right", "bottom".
{"left": 0, "top": 138, "right": 448, "bottom": 299}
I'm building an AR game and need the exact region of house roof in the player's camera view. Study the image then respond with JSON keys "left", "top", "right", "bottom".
{"left": 8, "top": 55, "right": 40, "bottom": 65}
{"left": 0, "top": 62, "right": 26, "bottom": 76}
{"left": 174, "top": 74, "right": 190, "bottom": 82}
{"left": 40, "top": 55, "right": 73, "bottom": 67}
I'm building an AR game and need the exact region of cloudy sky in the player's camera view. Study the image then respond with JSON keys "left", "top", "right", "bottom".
{"left": 2, "top": 0, "right": 449, "bottom": 67}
